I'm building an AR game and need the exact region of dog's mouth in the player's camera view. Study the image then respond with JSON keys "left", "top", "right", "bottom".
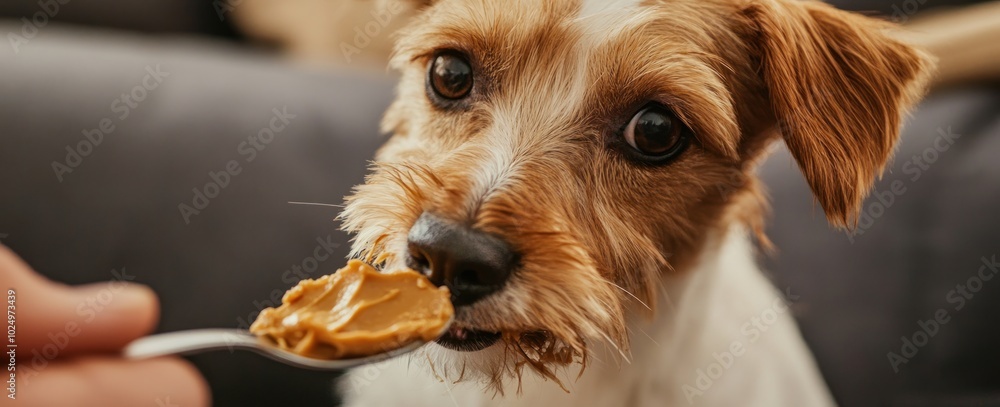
{"left": 436, "top": 325, "right": 502, "bottom": 351}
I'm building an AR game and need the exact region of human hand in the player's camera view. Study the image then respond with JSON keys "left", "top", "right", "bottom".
{"left": 0, "top": 244, "right": 210, "bottom": 406}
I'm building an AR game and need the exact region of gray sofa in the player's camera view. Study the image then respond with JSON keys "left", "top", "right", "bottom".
{"left": 1, "top": 2, "right": 998, "bottom": 406}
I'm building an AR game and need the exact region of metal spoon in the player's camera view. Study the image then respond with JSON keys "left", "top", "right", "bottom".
{"left": 123, "top": 326, "right": 447, "bottom": 371}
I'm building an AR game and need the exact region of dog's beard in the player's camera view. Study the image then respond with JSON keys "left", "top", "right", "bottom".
{"left": 340, "top": 162, "right": 637, "bottom": 394}
{"left": 401, "top": 329, "right": 583, "bottom": 395}
{"left": 347, "top": 231, "right": 614, "bottom": 395}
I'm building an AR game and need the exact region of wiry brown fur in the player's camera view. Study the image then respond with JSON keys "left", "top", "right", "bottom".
{"left": 341, "top": 0, "right": 934, "bottom": 394}
{"left": 741, "top": 0, "right": 935, "bottom": 227}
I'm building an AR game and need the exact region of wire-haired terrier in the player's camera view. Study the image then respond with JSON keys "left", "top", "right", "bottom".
{"left": 339, "top": 0, "right": 934, "bottom": 405}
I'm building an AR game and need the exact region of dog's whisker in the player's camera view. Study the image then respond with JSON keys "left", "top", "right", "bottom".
{"left": 287, "top": 201, "right": 344, "bottom": 208}
{"left": 595, "top": 330, "right": 630, "bottom": 365}
{"left": 426, "top": 353, "right": 444, "bottom": 383}
{"left": 656, "top": 279, "right": 678, "bottom": 314}
{"left": 438, "top": 378, "right": 462, "bottom": 407}
{"left": 453, "top": 363, "right": 467, "bottom": 384}
{"left": 637, "top": 327, "right": 660, "bottom": 347}
{"left": 583, "top": 344, "right": 606, "bottom": 366}
{"left": 606, "top": 280, "right": 652, "bottom": 311}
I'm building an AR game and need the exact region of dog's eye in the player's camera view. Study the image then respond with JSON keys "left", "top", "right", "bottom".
{"left": 622, "top": 104, "right": 690, "bottom": 162}
{"left": 428, "top": 52, "right": 473, "bottom": 100}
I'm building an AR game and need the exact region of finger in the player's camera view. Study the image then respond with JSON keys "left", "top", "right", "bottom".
{"left": 0, "top": 245, "right": 159, "bottom": 354}
{"left": 0, "top": 244, "right": 52, "bottom": 289}
{"left": 14, "top": 357, "right": 210, "bottom": 407}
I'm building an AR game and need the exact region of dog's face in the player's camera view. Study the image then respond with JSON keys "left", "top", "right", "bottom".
{"left": 343, "top": 0, "right": 932, "bottom": 391}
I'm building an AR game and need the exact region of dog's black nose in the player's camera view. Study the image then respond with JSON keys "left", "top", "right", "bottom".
{"left": 406, "top": 212, "right": 517, "bottom": 307}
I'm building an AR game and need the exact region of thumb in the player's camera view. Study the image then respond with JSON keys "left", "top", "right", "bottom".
{"left": 2, "top": 245, "right": 159, "bottom": 356}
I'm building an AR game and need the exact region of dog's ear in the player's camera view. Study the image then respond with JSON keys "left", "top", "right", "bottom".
{"left": 743, "top": 0, "right": 934, "bottom": 228}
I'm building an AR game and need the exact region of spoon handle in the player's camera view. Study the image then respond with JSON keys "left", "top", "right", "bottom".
{"left": 123, "top": 329, "right": 259, "bottom": 359}
{"left": 123, "top": 328, "right": 431, "bottom": 371}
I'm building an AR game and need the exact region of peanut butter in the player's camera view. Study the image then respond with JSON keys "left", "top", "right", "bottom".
{"left": 250, "top": 260, "right": 453, "bottom": 359}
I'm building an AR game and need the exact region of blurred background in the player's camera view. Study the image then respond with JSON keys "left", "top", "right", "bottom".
{"left": 0, "top": 0, "right": 998, "bottom": 406}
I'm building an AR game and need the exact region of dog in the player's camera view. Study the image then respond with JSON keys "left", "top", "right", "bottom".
{"left": 338, "top": 0, "right": 934, "bottom": 405}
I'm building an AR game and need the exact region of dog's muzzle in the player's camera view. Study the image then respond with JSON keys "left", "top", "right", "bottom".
{"left": 406, "top": 212, "right": 518, "bottom": 307}
{"left": 406, "top": 212, "right": 518, "bottom": 351}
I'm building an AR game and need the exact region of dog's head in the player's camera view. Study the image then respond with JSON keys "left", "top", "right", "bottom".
{"left": 342, "top": 0, "right": 933, "bottom": 392}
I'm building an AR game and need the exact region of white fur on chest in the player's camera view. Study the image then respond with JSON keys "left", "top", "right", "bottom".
{"left": 340, "top": 227, "right": 835, "bottom": 407}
